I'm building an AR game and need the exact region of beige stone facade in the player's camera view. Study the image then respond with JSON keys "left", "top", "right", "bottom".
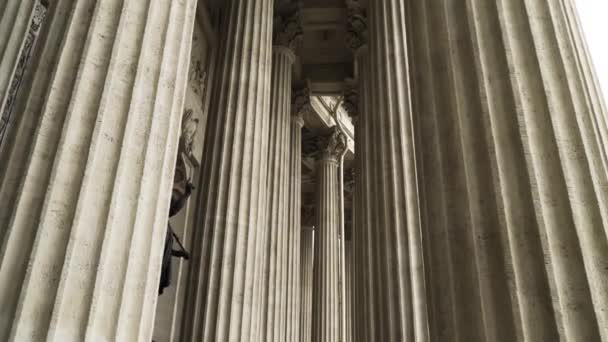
{"left": 0, "top": 0, "right": 607, "bottom": 341}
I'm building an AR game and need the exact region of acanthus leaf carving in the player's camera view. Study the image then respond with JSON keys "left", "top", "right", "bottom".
{"left": 274, "top": 11, "right": 303, "bottom": 52}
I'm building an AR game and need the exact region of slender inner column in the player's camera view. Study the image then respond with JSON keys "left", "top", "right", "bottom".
{"left": 264, "top": 16, "right": 301, "bottom": 339}
{"left": 0, "top": 0, "right": 198, "bottom": 341}
{"left": 179, "top": 1, "right": 274, "bottom": 341}
{"left": 299, "top": 225, "right": 314, "bottom": 342}
{"left": 312, "top": 128, "right": 348, "bottom": 342}
{"left": 344, "top": 5, "right": 384, "bottom": 342}
{"left": 286, "top": 110, "right": 305, "bottom": 341}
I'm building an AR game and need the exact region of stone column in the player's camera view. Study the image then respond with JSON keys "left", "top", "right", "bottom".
{"left": 286, "top": 90, "right": 306, "bottom": 342}
{"left": 0, "top": 0, "right": 197, "bottom": 341}
{"left": 404, "top": 0, "right": 608, "bottom": 341}
{"left": 311, "top": 128, "right": 347, "bottom": 342}
{"left": 264, "top": 12, "right": 302, "bottom": 342}
{"left": 178, "top": 1, "right": 274, "bottom": 341}
{"left": 300, "top": 225, "right": 314, "bottom": 342}
{"left": 344, "top": 5, "right": 376, "bottom": 342}
{"left": 360, "top": 1, "right": 430, "bottom": 341}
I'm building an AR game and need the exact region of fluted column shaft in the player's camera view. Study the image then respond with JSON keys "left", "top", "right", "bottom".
{"left": 178, "top": 1, "right": 273, "bottom": 341}
{"left": 264, "top": 46, "right": 295, "bottom": 342}
{"left": 287, "top": 113, "right": 304, "bottom": 341}
{"left": 300, "top": 226, "right": 314, "bottom": 342}
{"left": 312, "top": 129, "right": 347, "bottom": 342}
{"left": 360, "top": 1, "right": 430, "bottom": 341}
{"left": 405, "top": 0, "right": 608, "bottom": 341}
{"left": 0, "top": 0, "right": 197, "bottom": 341}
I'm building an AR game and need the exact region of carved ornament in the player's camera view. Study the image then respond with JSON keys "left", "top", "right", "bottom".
{"left": 274, "top": 11, "right": 303, "bottom": 52}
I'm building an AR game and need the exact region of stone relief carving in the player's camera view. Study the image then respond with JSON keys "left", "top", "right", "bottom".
{"left": 0, "top": 1, "right": 47, "bottom": 147}
{"left": 180, "top": 108, "right": 200, "bottom": 169}
{"left": 188, "top": 59, "right": 207, "bottom": 98}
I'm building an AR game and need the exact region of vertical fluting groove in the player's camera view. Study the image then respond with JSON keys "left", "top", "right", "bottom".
{"left": 344, "top": 239, "right": 352, "bottom": 342}
{"left": 407, "top": 2, "right": 460, "bottom": 340}
{"left": 500, "top": 0, "right": 603, "bottom": 340}
{"left": 0, "top": 0, "right": 197, "bottom": 341}
{"left": 7, "top": 0, "right": 125, "bottom": 339}
{"left": 443, "top": 1, "right": 518, "bottom": 340}
{"left": 0, "top": 1, "right": 76, "bottom": 326}
{"left": 0, "top": 0, "right": 66, "bottom": 232}
{"left": 464, "top": 0, "right": 560, "bottom": 340}
{"left": 48, "top": 0, "right": 160, "bottom": 340}
{"left": 0, "top": 1, "right": 87, "bottom": 337}
{"left": 561, "top": 0, "right": 608, "bottom": 166}
{"left": 534, "top": 0, "right": 608, "bottom": 337}
{"left": 561, "top": 2, "right": 608, "bottom": 180}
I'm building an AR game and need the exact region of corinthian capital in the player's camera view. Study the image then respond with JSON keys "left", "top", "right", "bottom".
{"left": 342, "top": 79, "right": 359, "bottom": 118}
{"left": 318, "top": 127, "right": 348, "bottom": 161}
{"left": 274, "top": 11, "right": 304, "bottom": 52}
{"left": 292, "top": 82, "right": 313, "bottom": 117}
{"left": 345, "top": 1, "right": 367, "bottom": 52}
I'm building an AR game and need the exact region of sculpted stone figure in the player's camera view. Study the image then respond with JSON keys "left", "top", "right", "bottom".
{"left": 180, "top": 108, "right": 199, "bottom": 161}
